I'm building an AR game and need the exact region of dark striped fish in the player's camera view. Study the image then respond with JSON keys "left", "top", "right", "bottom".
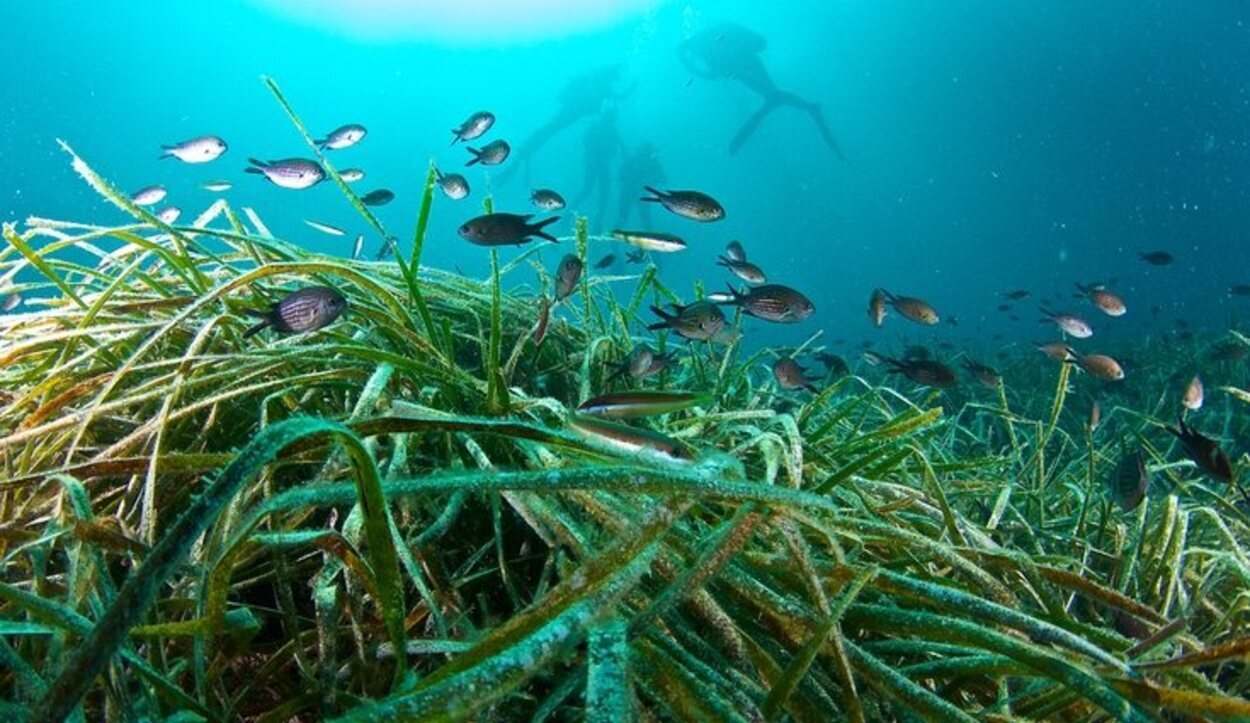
{"left": 577, "top": 390, "right": 708, "bottom": 418}
{"left": 243, "top": 286, "right": 347, "bottom": 338}
{"left": 717, "top": 284, "right": 814, "bottom": 323}
{"left": 640, "top": 186, "right": 725, "bottom": 222}
{"left": 880, "top": 356, "right": 957, "bottom": 388}
{"left": 568, "top": 415, "right": 693, "bottom": 463}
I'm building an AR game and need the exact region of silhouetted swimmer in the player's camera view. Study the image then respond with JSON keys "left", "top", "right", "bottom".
{"left": 496, "top": 65, "right": 635, "bottom": 186}
{"left": 678, "top": 23, "right": 846, "bottom": 159}
{"left": 569, "top": 105, "right": 627, "bottom": 225}
{"left": 615, "top": 142, "right": 667, "bottom": 228}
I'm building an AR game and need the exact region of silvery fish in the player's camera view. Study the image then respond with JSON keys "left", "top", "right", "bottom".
{"left": 868, "top": 288, "right": 888, "bottom": 327}
{"left": 243, "top": 286, "right": 347, "bottom": 338}
{"left": 576, "top": 390, "right": 707, "bottom": 418}
{"left": 246, "top": 158, "right": 326, "bottom": 190}
{"left": 718, "top": 284, "right": 815, "bottom": 323}
{"left": 436, "top": 169, "right": 470, "bottom": 200}
{"left": 1040, "top": 308, "right": 1093, "bottom": 338}
{"left": 640, "top": 186, "right": 725, "bottom": 222}
{"left": 465, "top": 139, "right": 510, "bottom": 166}
{"left": 155, "top": 206, "right": 181, "bottom": 224}
{"left": 201, "top": 180, "right": 232, "bottom": 192}
{"left": 340, "top": 168, "right": 365, "bottom": 183}
{"left": 160, "top": 135, "right": 228, "bottom": 163}
{"left": 606, "top": 345, "right": 655, "bottom": 383}
{"left": 304, "top": 219, "right": 346, "bottom": 236}
{"left": 646, "top": 301, "right": 725, "bottom": 341}
{"left": 351, "top": 234, "right": 364, "bottom": 260}
{"left": 316, "top": 123, "right": 367, "bottom": 150}
{"left": 458, "top": 213, "right": 559, "bottom": 246}
{"left": 2, "top": 293, "right": 21, "bottom": 312}
{"left": 725, "top": 240, "right": 747, "bottom": 262}
{"left": 716, "top": 255, "right": 766, "bottom": 284}
{"left": 361, "top": 189, "right": 395, "bottom": 206}
{"left": 130, "top": 185, "right": 167, "bottom": 206}
{"left": 451, "top": 110, "right": 495, "bottom": 145}
{"left": 610, "top": 230, "right": 687, "bottom": 253}
{"left": 555, "top": 253, "right": 583, "bottom": 301}
{"left": 568, "top": 414, "right": 693, "bottom": 463}
{"left": 531, "top": 189, "right": 566, "bottom": 211}
{"left": 1182, "top": 375, "right": 1204, "bottom": 411}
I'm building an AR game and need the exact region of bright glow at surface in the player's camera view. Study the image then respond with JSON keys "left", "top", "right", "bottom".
{"left": 248, "top": 0, "right": 657, "bottom": 42}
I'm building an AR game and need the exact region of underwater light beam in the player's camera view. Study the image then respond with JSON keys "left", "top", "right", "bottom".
{"left": 248, "top": 0, "right": 658, "bottom": 42}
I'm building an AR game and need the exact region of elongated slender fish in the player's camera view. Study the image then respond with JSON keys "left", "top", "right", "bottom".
{"left": 532, "top": 294, "right": 551, "bottom": 345}
{"left": 316, "top": 123, "right": 367, "bottom": 150}
{"left": 201, "top": 180, "right": 232, "bottom": 192}
{"left": 451, "top": 110, "right": 495, "bottom": 145}
{"left": 242, "top": 287, "right": 347, "bottom": 338}
{"left": 577, "top": 390, "right": 707, "bottom": 418}
{"left": 594, "top": 254, "right": 616, "bottom": 269}
{"left": 640, "top": 186, "right": 725, "bottom": 222}
{"left": 568, "top": 414, "right": 693, "bottom": 463}
{"left": 611, "top": 229, "right": 687, "bottom": 253}
{"left": 246, "top": 158, "right": 325, "bottom": 190}
{"left": 304, "top": 219, "right": 346, "bottom": 236}
{"left": 160, "top": 135, "right": 228, "bottom": 163}
{"left": 351, "top": 234, "right": 364, "bottom": 260}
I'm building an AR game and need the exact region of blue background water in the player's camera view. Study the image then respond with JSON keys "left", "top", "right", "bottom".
{"left": 5, "top": 1, "right": 1250, "bottom": 357}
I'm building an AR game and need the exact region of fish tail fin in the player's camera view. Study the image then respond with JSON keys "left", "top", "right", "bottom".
{"left": 640, "top": 186, "right": 664, "bottom": 202}
{"left": 530, "top": 216, "right": 561, "bottom": 243}
{"left": 715, "top": 255, "right": 730, "bottom": 268}
{"left": 647, "top": 305, "right": 674, "bottom": 330}
{"left": 449, "top": 131, "right": 460, "bottom": 146}
{"left": 465, "top": 147, "right": 482, "bottom": 167}
{"left": 242, "top": 312, "right": 270, "bottom": 339}
{"left": 158, "top": 147, "right": 174, "bottom": 160}
{"left": 879, "top": 288, "right": 896, "bottom": 302}
{"left": 245, "top": 158, "right": 266, "bottom": 175}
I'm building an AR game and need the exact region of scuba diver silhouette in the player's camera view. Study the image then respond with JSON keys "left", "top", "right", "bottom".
{"left": 496, "top": 65, "right": 635, "bottom": 187}
{"left": 615, "top": 141, "right": 666, "bottom": 228}
{"left": 678, "top": 23, "right": 846, "bottom": 159}
{"left": 569, "top": 105, "right": 627, "bottom": 226}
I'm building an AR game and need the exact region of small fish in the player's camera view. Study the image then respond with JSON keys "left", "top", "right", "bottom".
{"left": 868, "top": 288, "right": 888, "bottom": 327}
{"left": 880, "top": 290, "right": 938, "bottom": 325}
{"left": 641, "top": 351, "right": 679, "bottom": 377}
{"left": 610, "top": 230, "right": 687, "bottom": 253}
{"left": 459, "top": 213, "right": 559, "bottom": 246}
{"left": 1208, "top": 342, "right": 1248, "bottom": 362}
{"left": 316, "top": 123, "right": 367, "bottom": 150}
{"left": 962, "top": 359, "right": 1001, "bottom": 388}
{"left": 155, "top": 206, "right": 181, "bottom": 224}
{"left": 375, "top": 236, "right": 399, "bottom": 261}
{"left": 435, "top": 169, "right": 470, "bottom": 200}
{"left": 625, "top": 250, "right": 647, "bottom": 264}
{"left": 1040, "top": 308, "right": 1093, "bottom": 338}
{"left": 815, "top": 352, "right": 849, "bottom": 376}
{"left": 717, "top": 284, "right": 815, "bottom": 323}
{"left": 160, "top": 135, "right": 228, "bottom": 163}
{"left": 1089, "top": 401, "right": 1102, "bottom": 432}
{"left": 2, "top": 293, "right": 21, "bottom": 312}
{"left": 555, "top": 254, "right": 583, "bottom": 301}
{"left": 1110, "top": 443, "right": 1150, "bottom": 512}
{"left": 716, "top": 256, "right": 766, "bottom": 285}
{"left": 1229, "top": 284, "right": 1250, "bottom": 297}
{"left": 361, "top": 189, "right": 395, "bottom": 207}
{"left": 245, "top": 158, "right": 326, "bottom": 190}
{"left": 881, "top": 357, "right": 957, "bottom": 388}
{"left": 1166, "top": 416, "right": 1232, "bottom": 482}
{"left": 465, "top": 139, "right": 511, "bottom": 166}
{"left": 568, "top": 414, "right": 693, "bottom": 463}
{"left": 532, "top": 294, "right": 551, "bottom": 345}
{"left": 242, "top": 286, "right": 347, "bottom": 338}
{"left": 640, "top": 186, "right": 725, "bottom": 222}
{"left": 725, "top": 240, "right": 747, "bottom": 263}
{"left": 351, "top": 234, "right": 364, "bottom": 260}
{"left": 531, "top": 189, "right": 566, "bottom": 211}
{"left": 773, "top": 358, "right": 818, "bottom": 392}
{"left": 304, "top": 219, "right": 346, "bottom": 236}
{"left": 862, "top": 350, "right": 886, "bottom": 366}
{"left": 1182, "top": 375, "right": 1204, "bottom": 411}
{"left": 946, "top": 315, "right": 959, "bottom": 327}
{"left": 1068, "top": 353, "right": 1125, "bottom": 381}
{"left": 1075, "top": 283, "right": 1126, "bottom": 317}
{"left": 607, "top": 345, "right": 655, "bottom": 383}
{"left": 340, "top": 168, "right": 365, "bottom": 183}
{"left": 1139, "top": 250, "right": 1174, "bottom": 266}
{"left": 1003, "top": 289, "right": 1031, "bottom": 301}
{"left": 201, "top": 180, "right": 232, "bottom": 192}
{"left": 647, "top": 301, "right": 726, "bottom": 341}
{"left": 996, "top": 303, "right": 1012, "bottom": 312}
{"left": 577, "top": 390, "right": 707, "bottom": 418}
{"left": 130, "top": 185, "right": 167, "bottom": 206}
{"left": 594, "top": 254, "right": 616, "bottom": 270}
{"left": 451, "top": 110, "right": 496, "bottom": 145}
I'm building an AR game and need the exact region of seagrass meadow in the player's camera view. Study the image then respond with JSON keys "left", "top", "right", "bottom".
{"left": 2, "top": 80, "right": 1250, "bottom": 722}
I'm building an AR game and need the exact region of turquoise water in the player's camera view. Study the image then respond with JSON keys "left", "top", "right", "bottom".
{"left": 5, "top": 1, "right": 1250, "bottom": 352}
